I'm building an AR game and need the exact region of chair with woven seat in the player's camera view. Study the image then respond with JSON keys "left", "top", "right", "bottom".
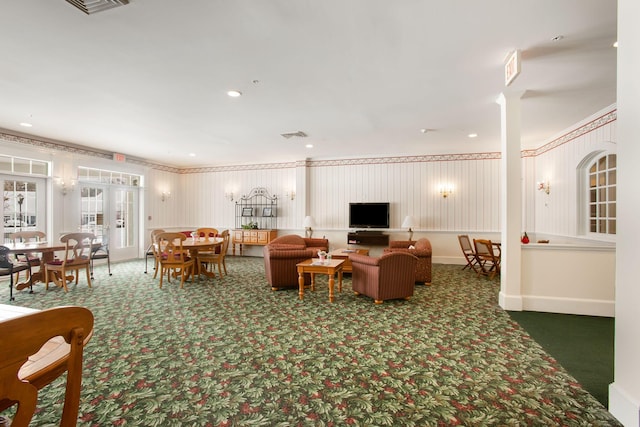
{"left": 473, "top": 238, "right": 501, "bottom": 279}
{"left": 90, "top": 234, "right": 112, "bottom": 279}
{"left": 197, "top": 229, "right": 230, "bottom": 279}
{"left": 44, "top": 232, "right": 94, "bottom": 292}
{"left": 0, "top": 245, "right": 34, "bottom": 301}
{"left": 0, "top": 306, "right": 94, "bottom": 426}
{"left": 349, "top": 251, "right": 418, "bottom": 304}
{"left": 156, "top": 232, "right": 196, "bottom": 288}
{"left": 458, "top": 234, "right": 479, "bottom": 273}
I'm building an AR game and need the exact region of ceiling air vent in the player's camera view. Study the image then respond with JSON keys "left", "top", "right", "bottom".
{"left": 280, "top": 131, "right": 308, "bottom": 139}
{"left": 65, "top": 0, "right": 129, "bottom": 14}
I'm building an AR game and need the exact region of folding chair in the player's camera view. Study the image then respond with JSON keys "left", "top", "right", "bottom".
{"left": 473, "top": 238, "right": 501, "bottom": 280}
{"left": 458, "top": 235, "right": 479, "bottom": 272}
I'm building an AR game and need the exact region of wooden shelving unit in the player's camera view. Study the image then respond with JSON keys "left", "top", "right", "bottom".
{"left": 233, "top": 187, "right": 278, "bottom": 255}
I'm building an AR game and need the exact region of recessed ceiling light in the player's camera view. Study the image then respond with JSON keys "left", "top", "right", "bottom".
{"left": 305, "top": 144, "right": 313, "bottom": 148}
{"left": 468, "top": 133, "right": 478, "bottom": 138}
{"left": 188, "top": 153, "right": 196, "bottom": 157}
{"left": 551, "top": 35, "right": 564, "bottom": 42}
{"left": 20, "top": 122, "right": 33, "bottom": 127}
{"left": 613, "top": 41, "right": 618, "bottom": 48}
{"left": 227, "top": 90, "right": 242, "bottom": 97}
{"left": 420, "top": 128, "right": 428, "bottom": 134}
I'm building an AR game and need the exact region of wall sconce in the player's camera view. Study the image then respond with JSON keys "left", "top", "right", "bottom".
{"left": 56, "top": 177, "right": 76, "bottom": 195}
{"left": 537, "top": 180, "right": 550, "bottom": 195}
{"left": 225, "top": 192, "right": 234, "bottom": 202}
{"left": 303, "top": 215, "right": 316, "bottom": 238}
{"left": 401, "top": 215, "right": 415, "bottom": 241}
{"left": 161, "top": 191, "right": 171, "bottom": 202}
{"left": 439, "top": 185, "right": 453, "bottom": 198}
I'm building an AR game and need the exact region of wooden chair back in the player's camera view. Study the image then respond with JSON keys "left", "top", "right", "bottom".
{"left": 156, "top": 232, "right": 194, "bottom": 288}
{"left": 60, "top": 233, "right": 95, "bottom": 267}
{"left": 0, "top": 306, "right": 94, "bottom": 426}
{"left": 148, "top": 229, "right": 165, "bottom": 278}
{"left": 10, "top": 231, "right": 47, "bottom": 243}
{"left": 196, "top": 228, "right": 219, "bottom": 240}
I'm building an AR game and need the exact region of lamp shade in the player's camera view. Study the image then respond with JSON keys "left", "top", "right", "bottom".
{"left": 401, "top": 215, "right": 415, "bottom": 228}
{"left": 303, "top": 216, "right": 316, "bottom": 228}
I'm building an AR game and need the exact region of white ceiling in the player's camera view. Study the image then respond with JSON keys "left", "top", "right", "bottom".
{"left": 0, "top": 0, "right": 617, "bottom": 168}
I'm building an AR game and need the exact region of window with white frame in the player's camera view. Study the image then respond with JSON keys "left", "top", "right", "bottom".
{"left": 587, "top": 153, "right": 616, "bottom": 235}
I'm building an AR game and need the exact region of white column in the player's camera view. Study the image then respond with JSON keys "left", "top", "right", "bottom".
{"left": 609, "top": 0, "right": 640, "bottom": 424}
{"left": 496, "top": 91, "right": 524, "bottom": 311}
{"left": 295, "top": 159, "right": 310, "bottom": 229}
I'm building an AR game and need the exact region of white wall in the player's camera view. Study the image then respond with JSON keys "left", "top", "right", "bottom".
{"left": 521, "top": 244, "right": 615, "bottom": 316}
{"left": 528, "top": 106, "right": 617, "bottom": 239}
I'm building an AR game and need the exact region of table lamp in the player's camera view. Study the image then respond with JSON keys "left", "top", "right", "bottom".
{"left": 402, "top": 215, "right": 415, "bottom": 241}
{"left": 303, "top": 216, "right": 316, "bottom": 238}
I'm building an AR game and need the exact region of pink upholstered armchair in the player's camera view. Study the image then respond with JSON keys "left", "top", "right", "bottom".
{"left": 384, "top": 238, "right": 432, "bottom": 285}
{"left": 263, "top": 234, "right": 329, "bottom": 290}
{"left": 349, "top": 252, "right": 418, "bottom": 304}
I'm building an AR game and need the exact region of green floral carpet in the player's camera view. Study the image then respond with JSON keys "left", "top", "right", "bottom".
{"left": 1, "top": 258, "right": 621, "bottom": 426}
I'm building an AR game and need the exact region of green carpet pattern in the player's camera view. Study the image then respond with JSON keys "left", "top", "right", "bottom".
{"left": 1, "top": 258, "right": 621, "bottom": 426}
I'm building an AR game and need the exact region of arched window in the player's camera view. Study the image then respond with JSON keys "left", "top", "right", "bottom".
{"left": 587, "top": 153, "right": 616, "bottom": 235}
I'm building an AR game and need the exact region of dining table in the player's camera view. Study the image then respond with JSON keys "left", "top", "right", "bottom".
{"left": 4, "top": 240, "right": 66, "bottom": 290}
{"left": 177, "top": 236, "right": 224, "bottom": 278}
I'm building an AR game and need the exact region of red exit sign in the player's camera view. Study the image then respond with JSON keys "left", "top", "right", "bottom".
{"left": 504, "top": 49, "right": 521, "bottom": 86}
{"left": 113, "top": 153, "right": 126, "bottom": 162}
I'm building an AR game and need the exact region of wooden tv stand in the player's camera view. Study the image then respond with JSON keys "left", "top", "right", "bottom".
{"left": 347, "top": 231, "right": 389, "bottom": 246}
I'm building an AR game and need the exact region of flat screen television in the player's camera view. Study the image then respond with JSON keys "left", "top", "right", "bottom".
{"left": 349, "top": 202, "right": 390, "bottom": 229}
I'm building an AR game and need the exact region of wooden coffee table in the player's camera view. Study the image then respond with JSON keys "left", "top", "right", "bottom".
{"left": 328, "top": 248, "right": 369, "bottom": 273}
{"left": 296, "top": 258, "right": 345, "bottom": 302}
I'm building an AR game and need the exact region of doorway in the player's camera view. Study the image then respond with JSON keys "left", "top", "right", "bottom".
{"left": 79, "top": 182, "right": 139, "bottom": 261}
{"left": 1, "top": 176, "right": 46, "bottom": 243}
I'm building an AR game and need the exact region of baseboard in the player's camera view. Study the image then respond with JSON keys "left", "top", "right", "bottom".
{"left": 609, "top": 383, "right": 640, "bottom": 426}
{"left": 521, "top": 295, "right": 614, "bottom": 317}
{"left": 433, "top": 256, "right": 465, "bottom": 265}
{"left": 499, "top": 291, "right": 523, "bottom": 311}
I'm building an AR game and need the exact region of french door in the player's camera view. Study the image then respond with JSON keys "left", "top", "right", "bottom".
{"left": 1, "top": 176, "right": 46, "bottom": 243}
{"left": 80, "top": 184, "right": 138, "bottom": 261}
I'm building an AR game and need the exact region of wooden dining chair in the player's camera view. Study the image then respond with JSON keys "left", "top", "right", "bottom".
{"left": 144, "top": 229, "right": 165, "bottom": 275}
{"left": 0, "top": 306, "right": 94, "bottom": 427}
{"left": 44, "top": 233, "right": 94, "bottom": 292}
{"left": 457, "top": 234, "right": 479, "bottom": 273}
{"left": 195, "top": 227, "right": 219, "bottom": 240}
{"left": 156, "top": 232, "right": 196, "bottom": 288}
{"left": 473, "top": 238, "right": 501, "bottom": 279}
{"left": 197, "top": 229, "right": 230, "bottom": 279}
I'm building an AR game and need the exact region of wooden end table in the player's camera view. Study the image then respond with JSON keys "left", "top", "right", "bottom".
{"left": 328, "top": 248, "right": 369, "bottom": 273}
{"left": 296, "top": 258, "right": 345, "bottom": 302}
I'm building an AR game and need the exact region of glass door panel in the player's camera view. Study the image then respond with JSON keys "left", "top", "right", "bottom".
{"left": 80, "top": 184, "right": 138, "bottom": 261}
{"left": 2, "top": 177, "right": 46, "bottom": 243}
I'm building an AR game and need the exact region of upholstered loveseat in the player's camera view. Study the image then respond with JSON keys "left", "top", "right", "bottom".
{"left": 383, "top": 238, "right": 432, "bottom": 284}
{"left": 349, "top": 252, "right": 418, "bottom": 304}
{"left": 263, "top": 234, "right": 329, "bottom": 290}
